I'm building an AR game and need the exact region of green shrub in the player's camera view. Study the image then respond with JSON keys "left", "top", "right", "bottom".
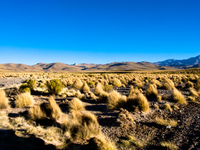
{"left": 26, "top": 79, "right": 36, "bottom": 90}
{"left": 104, "top": 84, "right": 113, "bottom": 92}
{"left": 46, "top": 79, "right": 64, "bottom": 95}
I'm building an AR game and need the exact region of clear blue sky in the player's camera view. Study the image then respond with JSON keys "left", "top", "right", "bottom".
{"left": 0, "top": 0, "right": 199, "bottom": 65}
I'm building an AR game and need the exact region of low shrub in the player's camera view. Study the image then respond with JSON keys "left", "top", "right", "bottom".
{"left": 46, "top": 79, "right": 64, "bottom": 95}
{"left": 104, "top": 84, "right": 113, "bottom": 92}
{"left": 26, "top": 79, "right": 36, "bottom": 90}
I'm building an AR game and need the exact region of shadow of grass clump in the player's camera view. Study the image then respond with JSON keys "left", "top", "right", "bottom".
{"left": 0, "top": 129, "right": 56, "bottom": 150}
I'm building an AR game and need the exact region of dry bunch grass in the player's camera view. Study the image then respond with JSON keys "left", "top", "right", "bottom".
{"left": 107, "top": 90, "right": 127, "bottom": 109}
{"left": 111, "top": 78, "right": 122, "bottom": 87}
{"left": 15, "top": 92, "right": 34, "bottom": 108}
{"left": 127, "top": 93, "right": 149, "bottom": 112}
{"left": 0, "top": 90, "right": 10, "bottom": 109}
{"left": 171, "top": 88, "right": 187, "bottom": 104}
{"left": 72, "top": 78, "right": 83, "bottom": 89}
{"left": 189, "top": 88, "right": 199, "bottom": 97}
{"left": 163, "top": 78, "right": 175, "bottom": 90}
{"left": 81, "top": 82, "right": 90, "bottom": 93}
{"left": 69, "top": 98, "right": 85, "bottom": 112}
{"left": 160, "top": 141, "right": 178, "bottom": 150}
{"left": 48, "top": 96, "right": 62, "bottom": 121}
{"left": 155, "top": 117, "right": 177, "bottom": 127}
{"left": 29, "top": 105, "right": 46, "bottom": 121}
{"left": 146, "top": 84, "right": 159, "bottom": 99}
{"left": 62, "top": 111, "right": 101, "bottom": 142}
{"left": 163, "top": 103, "right": 172, "bottom": 112}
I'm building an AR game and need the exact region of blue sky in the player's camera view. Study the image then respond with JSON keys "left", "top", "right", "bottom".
{"left": 0, "top": 0, "right": 199, "bottom": 65}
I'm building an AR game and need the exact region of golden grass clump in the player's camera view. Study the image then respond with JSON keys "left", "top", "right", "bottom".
{"left": 163, "top": 78, "right": 175, "bottom": 90}
{"left": 128, "top": 86, "right": 141, "bottom": 98}
{"left": 146, "top": 84, "right": 159, "bottom": 99}
{"left": 160, "top": 141, "right": 178, "bottom": 150}
{"left": 185, "top": 81, "right": 194, "bottom": 88}
{"left": 153, "top": 104, "right": 159, "bottom": 109}
{"left": 72, "top": 78, "right": 83, "bottom": 89}
{"left": 188, "top": 96, "right": 195, "bottom": 102}
{"left": 48, "top": 96, "right": 62, "bottom": 121}
{"left": 163, "top": 103, "right": 172, "bottom": 112}
{"left": 15, "top": 92, "right": 34, "bottom": 108}
{"left": 0, "top": 89, "right": 10, "bottom": 109}
{"left": 87, "top": 134, "right": 116, "bottom": 150}
{"left": 189, "top": 88, "right": 199, "bottom": 97}
{"left": 117, "top": 108, "right": 134, "bottom": 128}
{"left": 111, "top": 78, "right": 122, "bottom": 87}
{"left": 127, "top": 93, "right": 149, "bottom": 112}
{"left": 171, "top": 88, "right": 187, "bottom": 104}
{"left": 29, "top": 105, "right": 46, "bottom": 121}
{"left": 62, "top": 111, "right": 101, "bottom": 142}
{"left": 75, "top": 90, "right": 84, "bottom": 99}
{"left": 107, "top": 90, "right": 127, "bottom": 109}
{"left": 134, "top": 79, "right": 144, "bottom": 88}
{"left": 94, "top": 82, "right": 104, "bottom": 96}
{"left": 69, "top": 98, "right": 85, "bottom": 112}
{"left": 119, "top": 135, "right": 143, "bottom": 149}
{"left": 155, "top": 117, "right": 177, "bottom": 127}
{"left": 81, "top": 82, "right": 90, "bottom": 93}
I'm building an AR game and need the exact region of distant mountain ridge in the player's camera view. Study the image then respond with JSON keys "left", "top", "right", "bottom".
{"left": 155, "top": 55, "right": 200, "bottom": 68}
{"left": 0, "top": 55, "right": 199, "bottom": 72}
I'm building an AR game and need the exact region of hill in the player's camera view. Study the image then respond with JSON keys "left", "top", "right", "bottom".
{"left": 155, "top": 55, "right": 200, "bottom": 68}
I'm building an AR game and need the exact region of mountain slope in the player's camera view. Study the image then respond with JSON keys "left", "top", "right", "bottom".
{"left": 0, "top": 62, "right": 175, "bottom": 72}
{"left": 155, "top": 55, "right": 200, "bottom": 68}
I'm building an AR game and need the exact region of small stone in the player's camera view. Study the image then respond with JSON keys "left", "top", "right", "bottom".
{"left": 166, "top": 125, "right": 171, "bottom": 128}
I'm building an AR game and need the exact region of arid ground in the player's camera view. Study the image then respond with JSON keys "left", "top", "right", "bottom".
{"left": 0, "top": 70, "right": 200, "bottom": 150}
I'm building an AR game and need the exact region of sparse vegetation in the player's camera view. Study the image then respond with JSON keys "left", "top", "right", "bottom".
{"left": 155, "top": 117, "right": 177, "bottom": 127}
{"left": 0, "top": 71, "right": 199, "bottom": 149}
{"left": 160, "top": 141, "right": 178, "bottom": 150}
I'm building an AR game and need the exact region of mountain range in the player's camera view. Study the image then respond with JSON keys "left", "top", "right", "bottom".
{"left": 0, "top": 55, "right": 199, "bottom": 72}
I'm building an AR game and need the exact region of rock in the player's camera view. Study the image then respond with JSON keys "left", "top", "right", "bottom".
{"left": 166, "top": 125, "right": 171, "bottom": 128}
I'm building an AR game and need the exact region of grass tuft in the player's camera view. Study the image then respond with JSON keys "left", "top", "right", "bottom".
{"left": 0, "top": 89, "right": 10, "bottom": 109}
{"left": 15, "top": 92, "right": 34, "bottom": 108}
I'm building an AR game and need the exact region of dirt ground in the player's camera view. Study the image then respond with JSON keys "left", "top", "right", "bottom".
{"left": 1, "top": 78, "right": 200, "bottom": 150}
